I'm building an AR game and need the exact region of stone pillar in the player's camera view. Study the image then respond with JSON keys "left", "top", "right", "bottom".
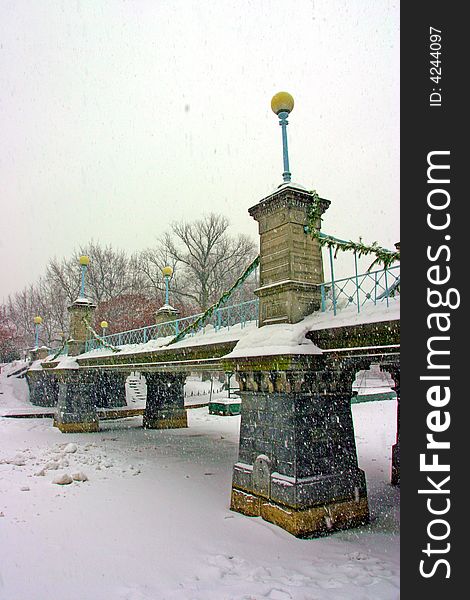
{"left": 248, "top": 185, "right": 330, "bottom": 326}
{"left": 143, "top": 372, "right": 187, "bottom": 429}
{"left": 155, "top": 306, "right": 179, "bottom": 325}
{"left": 230, "top": 358, "right": 369, "bottom": 537}
{"left": 67, "top": 298, "right": 97, "bottom": 356}
{"left": 29, "top": 346, "right": 50, "bottom": 362}
{"left": 26, "top": 369, "right": 59, "bottom": 407}
{"left": 382, "top": 364, "right": 400, "bottom": 485}
{"left": 94, "top": 371, "right": 128, "bottom": 409}
{"left": 54, "top": 369, "right": 99, "bottom": 433}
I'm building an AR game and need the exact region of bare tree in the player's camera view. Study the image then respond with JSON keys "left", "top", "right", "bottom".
{"left": 46, "top": 257, "right": 78, "bottom": 304}
{"left": 4, "top": 228, "right": 257, "bottom": 352}
{"left": 6, "top": 275, "right": 69, "bottom": 349}
{"left": 47, "top": 241, "right": 145, "bottom": 305}
{"left": 0, "top": 304, "right": 23, "bottom": 361}
{"left": 5, "top": 242, "right": 147, "bottom": 347}
{"left": 157, "top": 213, "right": 257, "bottom": 310}
{"left": 136, "top": 247, "right": 180, "bottom": 303}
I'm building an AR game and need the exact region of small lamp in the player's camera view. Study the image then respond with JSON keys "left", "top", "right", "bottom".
{"left": 33, "top": 315, "right": 42, "bottom": 348}
{"left": 100, "top": 320, "right": 109, "bottom": 337}
{"left": 79, "top": 255, "right": 90, "bottom": 297}
{"left": 271, "top": 91, "right": 295, "bottom": 183}
{"left": 162, "top": 266, "right": 174, "bottom": 305}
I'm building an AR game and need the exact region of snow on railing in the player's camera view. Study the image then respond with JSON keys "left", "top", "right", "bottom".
{"left": 84, "top": 299, "right": 259, "bottom": 352}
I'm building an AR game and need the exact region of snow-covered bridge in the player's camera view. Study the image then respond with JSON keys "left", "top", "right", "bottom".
{"left": 24, "top": 181, "right": 400, "bottom": 539}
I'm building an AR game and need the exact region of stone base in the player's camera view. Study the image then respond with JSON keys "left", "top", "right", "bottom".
{"left": 26, "top": 371, "right": 59, "bottom": 407}
{"left": 256, "top": 281, "right": 322, "bottom": 326}
{"left": 53, "top": 418, "right": 99, "bottom": 433}
{"left": 67, "top": 340, "right": 85, "bottom": 357}
{"left": 230, "top": 488, "right": 369, "bottom": 538}
{"left": 143, "top": 409, "right": 187, "bottom": 429}
{"left": 29, "top": 347, "right": 50, "bottom": 361}
{"left": 391, "top": 442, "right": 400, "bottom": 486}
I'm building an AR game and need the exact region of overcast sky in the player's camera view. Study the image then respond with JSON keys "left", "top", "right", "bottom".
{"left": 0, "top": 0, "right": 399, "bottom": 300}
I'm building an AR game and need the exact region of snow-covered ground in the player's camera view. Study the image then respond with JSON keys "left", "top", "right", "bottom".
{"left": 0, "top": 367, "right": 399, "bottom": 599}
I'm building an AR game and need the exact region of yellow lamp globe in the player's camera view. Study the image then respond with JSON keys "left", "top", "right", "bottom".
{"left": 162, "top": 266, "right": 173, "bottom": 277}
{"left": 79, "top": 255, "right": 90, "bottom": 266}
{"left": 271, "top": 91, "right": 295, "bottom": 115}
{"left": 100, "top": 321, "right": 109, "bottom": 329}
{"left": 34, "top": 316, "right": 42, "bottom": 325}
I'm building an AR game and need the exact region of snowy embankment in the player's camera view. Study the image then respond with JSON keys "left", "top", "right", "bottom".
{"left": 0, "top": 361, "right": 54, "bottom": 417}
{"left": 1, "top": 382, "right": 399, "bottom": 600}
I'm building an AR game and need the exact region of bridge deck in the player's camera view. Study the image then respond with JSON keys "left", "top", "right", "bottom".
{"left": 41, "top": 299, "right": 400, "bottom": 373}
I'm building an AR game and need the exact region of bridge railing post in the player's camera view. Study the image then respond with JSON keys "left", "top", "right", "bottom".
{"left": 67, "top": 298, "right": 97, "bottom": 356}
{"left": 249, "top": 185, "right": 330, "bottom": 326}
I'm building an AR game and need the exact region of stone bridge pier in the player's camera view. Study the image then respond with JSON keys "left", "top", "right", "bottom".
{"left": 381, "top": 363, "right": 400, "bottom": 485}
{"left": 230, "top": 356, "right": 371, "bottom": 538}
{"left": 227, "top": 182, "right": 400, "bottom": 537}
{"left": 27, "top": 368, "right": 130, "bottom": 412}
{"left": 51, "top": 368, "right": 188, "bottom": 432}
{"left": 54, "top": 369, "right": 102, "bottom": 433}
{"left": 142, "top": 372, "right": 187, "bottom": 429}
{"left": 26, "top": 369, "right": 59, "bottom": 407}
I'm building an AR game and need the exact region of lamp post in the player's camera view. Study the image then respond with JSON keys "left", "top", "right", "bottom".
{"left": 162, "top": 266, "right": 173, "bottom": 305}
{"left": 100, "top": 320, "right": 108, "bottom": 338}
{"left": 33, "top": 315, "right": 42, "bottom": 349}
{"left": 271, "top": 91, "right": 295, "bottom": 183}
{"left": 79, "top": 255, "right": 90, "bottom": 298}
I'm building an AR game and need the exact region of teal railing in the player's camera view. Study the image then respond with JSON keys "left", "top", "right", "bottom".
{"left": 84, "top": 299, "right": 259, "bottom": 352}
{"left": 84, "top": 265, "right": 399, "bottom": 353}
{"left": 82, "top": 240, "right": 399, "bottom": 353}
{"left": 319, "top": 264, "right": 400, "bottom": 315}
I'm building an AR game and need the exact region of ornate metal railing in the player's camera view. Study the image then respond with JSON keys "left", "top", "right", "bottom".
{"left": 82, "top": 238, "right": 399, "bottom": 353}
{"left": 319, "top": 265, "right": 400, "bottom": 315}
{"left": 84, "top": 299, "right": 259, "bottom": 352}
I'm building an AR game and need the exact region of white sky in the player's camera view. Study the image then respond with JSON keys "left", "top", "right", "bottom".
{"left": 0, "top": 0, "right": 399, "bottom": 300}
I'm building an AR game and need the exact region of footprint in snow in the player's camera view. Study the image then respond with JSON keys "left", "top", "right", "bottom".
{"left": 266, "top": 590, "right": 293, "bottom": 600}
{"left": 317, "top": 578, "right": 343, "bottom": 589}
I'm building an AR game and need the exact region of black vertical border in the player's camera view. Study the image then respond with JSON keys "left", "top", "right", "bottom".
{"left": 401, "top": 3, "right": 466, "bottom": 597}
